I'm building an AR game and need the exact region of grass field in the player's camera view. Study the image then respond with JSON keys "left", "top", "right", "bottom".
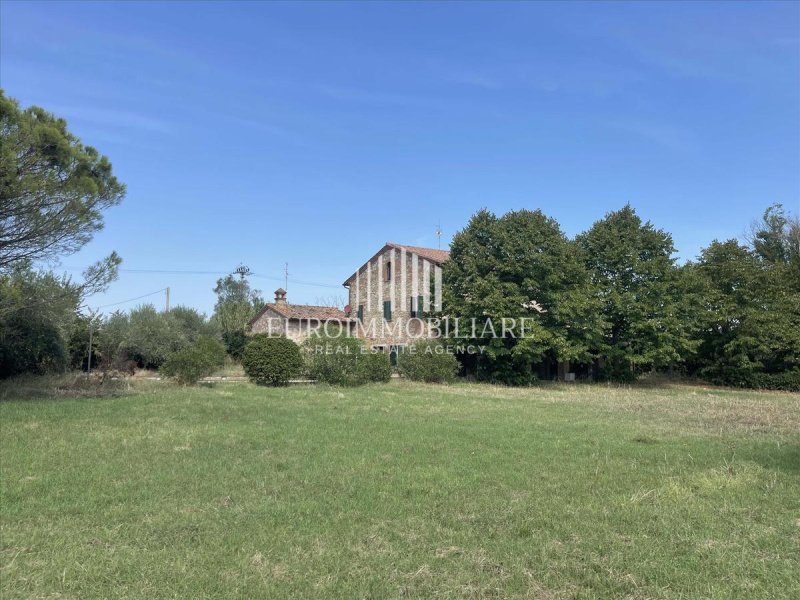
{"left": 1, "top": 380, "right": 799, "bottom": 599}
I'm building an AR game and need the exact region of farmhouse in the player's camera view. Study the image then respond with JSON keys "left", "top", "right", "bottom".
{"left": 343, "top": 242, "right": 449, "bottom": 362}
{"left": 248, "top": 288, "right": 355, "bottom": 343}
{"left": 248, "top": 243, "right": 449, "bottom": 361}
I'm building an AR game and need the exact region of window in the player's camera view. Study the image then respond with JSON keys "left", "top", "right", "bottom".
{"left": 410, "top": 295, "right": 424, "bottom": 317}
{"left": 418, "top": 295, "right": 424, "bottom": 315}
{"left": 357, "top": 305, "right": 364, "bottom": 322}
{"left": 409, "top": 296, "right": 416, "bottom": 317}
{"left": 383, "top": 300, "right": 392, "bottom": 321}
{"left": 385, "top": 261, "right": 392, "bottom": 281}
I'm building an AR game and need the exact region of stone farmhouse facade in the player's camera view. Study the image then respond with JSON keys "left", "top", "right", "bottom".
{"left": 248, "top": 243, "right": 449, "bottom": 360}
{"left": 342, "top": 243, "right": 449, "bottom": 357}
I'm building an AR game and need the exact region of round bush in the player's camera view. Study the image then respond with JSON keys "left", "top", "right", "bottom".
{"left": 242, "top": 335, "right": 303, "bottom": 386}
{"left": 398, "top": 341, "right": 459, "bottom": 383}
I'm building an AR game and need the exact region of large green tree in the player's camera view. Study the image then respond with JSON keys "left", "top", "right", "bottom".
{"left": 0, "top": 91, "right": 125, "bottom": 376}
{"left": 211, "top": 274, "right": 264, "bottom": 358}
{"left": 576, "top": 205, "right": 695, "bottom": 379}
{"left": 444, "top": 209, "right": 604, "bottom": 383}
{"left": 0, "top": 90, "right": 125, "bottom": 269}
{"left": 690, "top": 205, "right": 800, "bottom": 384}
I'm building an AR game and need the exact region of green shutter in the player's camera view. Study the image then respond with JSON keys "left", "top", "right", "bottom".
{"left": 357, "top": 305, "right": 364, "bottom": 322}
{"left": 418, "top": 295, "right": 424, "bottom": 315}
{"left": 383, "top": 300, "right": 391, "bottom": 321}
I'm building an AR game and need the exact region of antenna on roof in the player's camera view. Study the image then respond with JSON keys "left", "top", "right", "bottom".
{"left": 284, "top": 262, "right": 289, "bottom": 291}
{"left": 435, "top": 221, "right": 443, "bottom": 249}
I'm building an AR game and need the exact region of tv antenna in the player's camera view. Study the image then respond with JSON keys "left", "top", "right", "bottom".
{"left": 284, "top": 262, "right": 289, "bottom": 291}
{"left": 435, "top": 222, "right": 443, "bottom": 249}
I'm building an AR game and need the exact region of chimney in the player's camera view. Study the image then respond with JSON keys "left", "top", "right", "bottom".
{"left": 274, "top": 288, "right": 287, "bottom": 306}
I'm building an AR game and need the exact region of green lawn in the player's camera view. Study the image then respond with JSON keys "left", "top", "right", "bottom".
{"left": 1, "top": 380, "right": 798, "bottom": 599}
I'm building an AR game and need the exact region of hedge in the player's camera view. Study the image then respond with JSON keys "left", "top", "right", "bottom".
{"left": 703, "top": 367, "right": 800, "bottom": 392}
{"left": 303, "top": 331, "right": 391, "bottom": 386}
{"left": 397, "top": 341, "right": 459, "bottom": 383}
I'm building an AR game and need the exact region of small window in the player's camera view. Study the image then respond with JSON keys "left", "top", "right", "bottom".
{"left": 357, "top": 305, "right": 364, "bottom": 322}
{"left": 409, "top": 296, "right": 416, "bottom": 317}
{"left": 385, "top": 261, "right": 392, "bottom": 281}
{"left": 383, "top": 300, "right": 392, "bottom": 322}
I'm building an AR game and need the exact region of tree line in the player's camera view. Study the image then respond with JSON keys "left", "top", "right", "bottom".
{"left": 2, "top": 91, "right": 798, "bottom": 389}
{"left": 443, "top": 204, "right": 800, "bottom": 388}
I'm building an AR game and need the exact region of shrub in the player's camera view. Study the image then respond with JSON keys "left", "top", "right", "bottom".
{"left": 398, "top": 341, "right": 459, "bottom": 383}
{"left": 222, "top": 330, "right": 248, "bottom": 360}
{"left": 0, "top": 266, "right": 78, "bottom": 378}
{"left": 161, "top": 336, "right": 226, "bottom": 385}
{"left": 304, "top": 334, "right": 362, "bottom": 386}
{"left": 194, "top": 335, "right": 227, "bottom": 368}
{"left": 242, "top": 335, "right": 303, "bottom": 386}
{"left": 303, "top": 328, "right": 392, "bottom": 386}
{"left": 703, "top": 367, "right": 800, "bottom": 392}
{"left": 355, "top": 349, "right": 392, "bottom": 384}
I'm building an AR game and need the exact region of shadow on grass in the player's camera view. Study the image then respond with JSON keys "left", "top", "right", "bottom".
{"left": 747, "top": 443, "right": 800, "bottom": 475}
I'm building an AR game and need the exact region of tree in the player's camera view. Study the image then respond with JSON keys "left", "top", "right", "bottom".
{"left": 749, "top": 204, "right": 793, "bottom": 265}
{"left": 169, "top": 305, "right": 218, "bottom": 342}
{"left": 120, "top": 305, "right": 190, "bottom": 369}
{"left": 0, "top": 264, "right": 80, "bottom": 377}
{"left": 0, "top": 257, "right": 123, "bottom": 378}
{"left": 0, "top": 91, "right": 125, "bottom": 269}
{"left": 93, "top": 311, "right": 126, "bottom": 367}
{"left": 211, "top": 274, "right": 264, "bottom": 358}
{"left": 690, "top": 213, "right": 800, "bottom": 384}
{"left": 576, "top": 205, "right": 695, "bottom": 379}
{"left": 444, "top": 208, "right": 604, "bottom": 384}
{"left": 0, "top": 92, "right": 124, "bottom": 377}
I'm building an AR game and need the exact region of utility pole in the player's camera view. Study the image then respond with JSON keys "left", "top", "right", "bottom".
{"left": 234, "top": 264, "right": 251, "bottom": 281}
{"left": 87, "top": 323, "right": 93, "bottom": 375}
{"left": 165, "top": 287, "right": 170, "bottom": 312}
{"left": 86, "top": 309, "right": 100, "bottom": 376}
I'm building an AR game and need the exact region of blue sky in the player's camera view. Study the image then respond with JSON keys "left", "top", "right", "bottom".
{"left": 2, "top": 1, "right": 798, "bottom": 315}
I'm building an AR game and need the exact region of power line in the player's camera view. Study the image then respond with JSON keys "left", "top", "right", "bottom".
{"left": 95, "top": 287, "right": 168, "bottom": 309}
{"left": 120, "top": 268, "right": 225, "bottom": 275}
{"left": 61, "top": 266, "right": 345, "bottom": 290}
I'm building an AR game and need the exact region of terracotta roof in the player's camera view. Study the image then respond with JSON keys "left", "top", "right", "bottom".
{"left": 388, "top": 243, "right": 450, "bottom": 265}
{"left": 249, "top": 303, "right": 352, "bottom": 327}
{"left": 343, "top": 242, "right": 450, "bottom": 285}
